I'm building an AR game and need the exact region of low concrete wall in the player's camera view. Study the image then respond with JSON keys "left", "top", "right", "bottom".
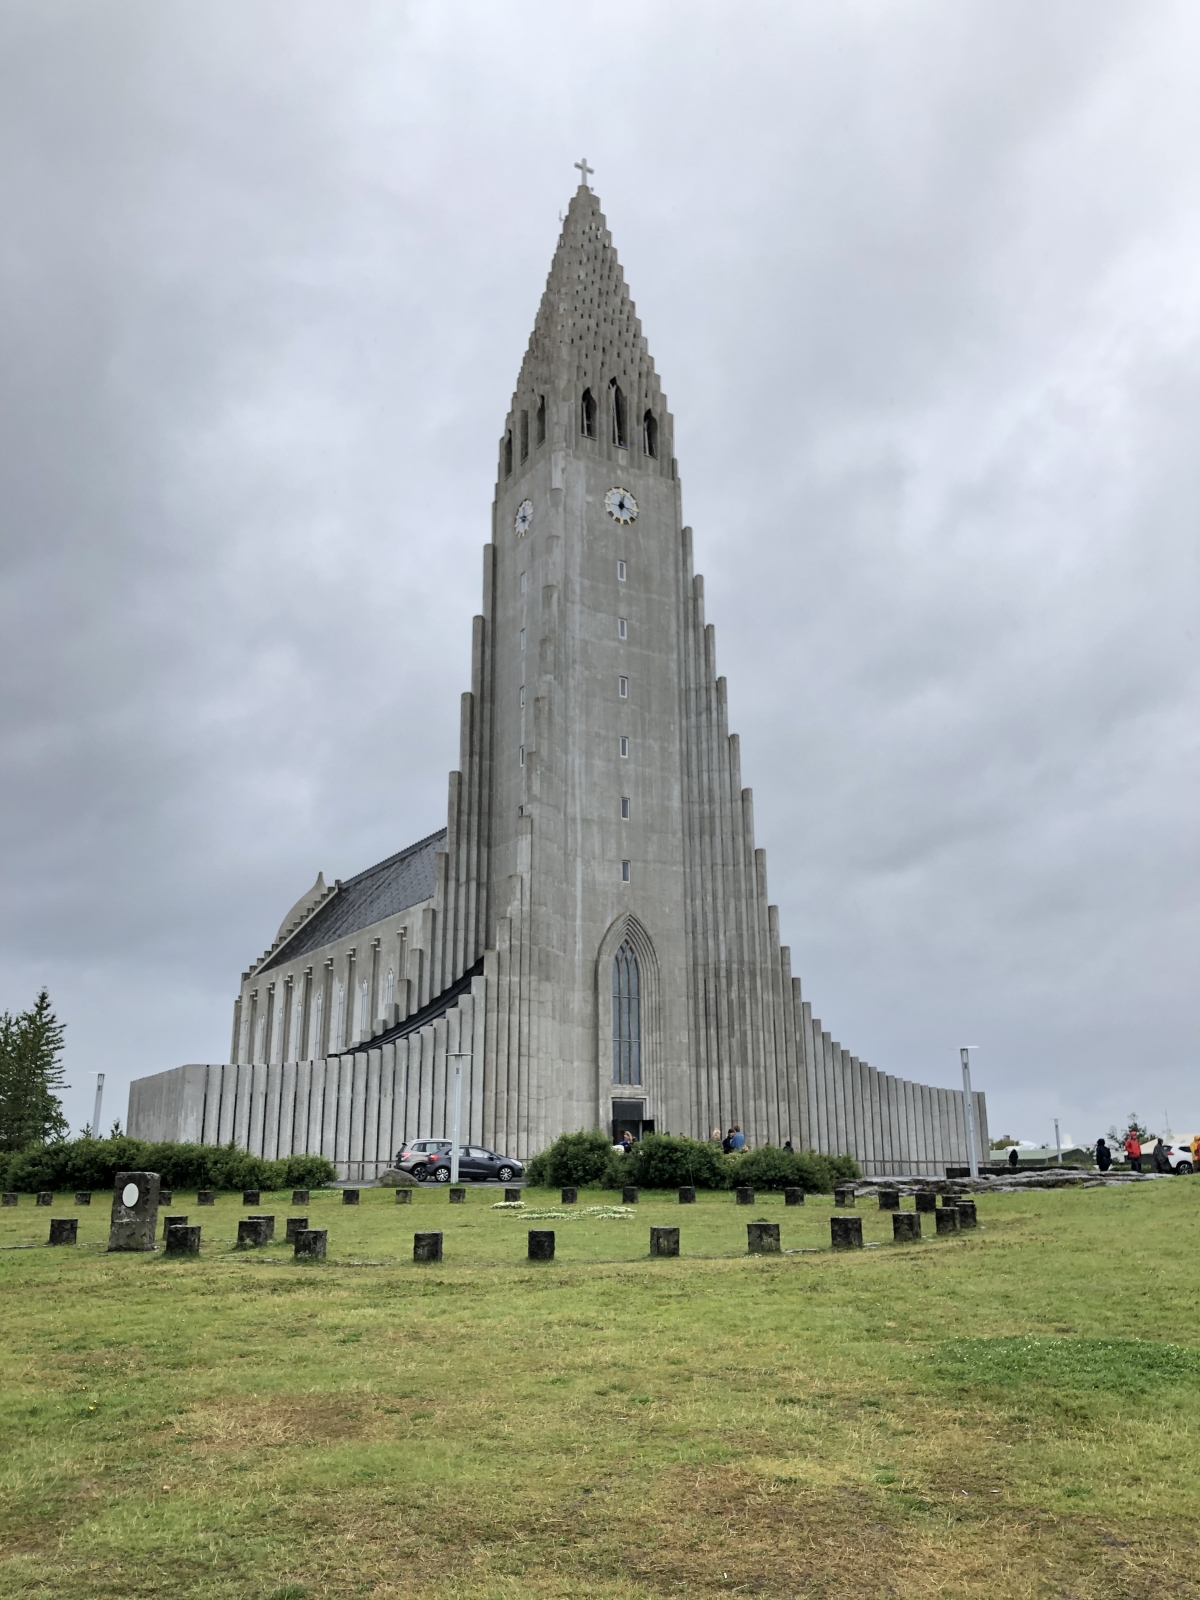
{"left": 126, "top": 1064, "right": 209, "bottom": 1143}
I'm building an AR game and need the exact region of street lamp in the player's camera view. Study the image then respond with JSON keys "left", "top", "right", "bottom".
{"left": 91, "top": 1073, "right": 105, "bottom": 1138}
{"left": 448, "top": 1053, "right": 471, "bottom": 1184}
{"left": 959, "top": 1048, "right": 979, "bottom": 1180}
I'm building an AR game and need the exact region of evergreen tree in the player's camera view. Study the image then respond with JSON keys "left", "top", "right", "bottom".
{"left": 0, "top": 989, "right": 68, "bottom": 1151}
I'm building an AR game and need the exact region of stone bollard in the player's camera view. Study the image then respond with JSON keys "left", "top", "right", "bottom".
{"left": 735, "top": 1187, "right": 755, "bottom": 1206}
{"left": 159, "top": 1189, "right": 173, "bottom": 1205}
{"left": 527, "top": 1230, "right": 555, "bottom": 1261}
{"left": 892, "top": 1212, "right": 922, "bottom": 1243}
{"left": 833, "top": 1186, "right": 856, "bottom": 1208}
{"left": 237, "top": 1217, "right": 271, "bottom": 1248}
{"left": 247, "top": 1214, "right": 275, "bottom": 1240}
{"left": 678, "top": 1186, "right": 696, "bottom": 1204}
{"left": 75, "top": 1192, "right": 92, "bottom": 1206}
{"left": 504, "top": 1187, "right": 522, "bottom": 1203}
{"left": 915, "top": 1191, "right": 938, "bottom": 1213}
{"left": 197, "top": 1190, "right": 215, "bottom": 1206}
{"left": 342, "top": 1189, "right": 360, "bottom": 1206}
{"left": 291, "top": 1189, "right": 309, "bottom": 1205}
{"left": 878, "top": 1188, "right": 900, "bottom": 1211}
{"left": 830, "top": 1215, "right": 864, "bottom": 1250}
{"left": 294, "top": 1229, "right": 326, "bottom": 1260}
{"left": 747, "top": 1222, "right": 781, "bottom": 1254}
{"left": 108, "top": 1172, "right": 160, "bottom": 1252}
{"left": 285, "top": 1216, "right": 309, "bottom": 1243}
{"left": 1, "top": 1193, "right": 17, "bottom": 1206}
{"left": 48, "top": 1218, "right": 77, "bottom": 1246}
{"left": 622, "top": 1186, "right": 639, "bottom": 1204}
{"left": 395, "top": 1188, "right": 413, "bottom": 1204}
{"left": 560, "top": 1188, "right": 578, "bottom": 1205}
{"left": 784, "top": 1188, "right": 805, "bottom": 1206}
{"left": 165, "top": 1224, "right": 201, "bottom": 1256}
{"left": 650, "top": 1226, "right": 680, "bottom": 1258}
{"left": 242, "top": 1190, "right": 260, "bottom": 1206}
{"left": 449, "top": 1188, "right": 466, "bottom": 1204}
{"left": 955, "top": 1198, "right": 977, "bottom": 1229}
{"left": 413, "top": 1231, "right": 443, "bottom": 1263}
{"left": 935, "top": 1207, "right": 960, "bottom": 1236}
{"left": 161, "top": 1213, "right": 188, "bottom": 1240}
{"left": 37, "top": 1192, "right": 52, "bottom": 1206}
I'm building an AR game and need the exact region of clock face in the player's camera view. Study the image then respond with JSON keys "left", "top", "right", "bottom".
{"left": 514, "top": 499, "right": 533, "bottom": 538}
{"left": 604, "top": 486, "right": 638, "bottom": 524}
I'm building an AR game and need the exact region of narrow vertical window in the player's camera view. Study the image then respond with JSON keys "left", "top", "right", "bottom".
{"left": 519, "top": 685, "right": 525, "bottom": 708}
{"left": 612, "top": 940, "right": 641, "bottom": 1084}
{"left": 617, "top": 559, "right": 627, "bottom": 581}
{"left": 519, "top": 570, "right": 526, "bottom": 593}
{"left": 504, "top": 431, "right": 513, "bottom": 476}
{"left": 580, "top": 388, "right": 596, "bottom": 439}
{"left": 643, "top": 409, "right": 658, "bottom": 458}
{"left": 520, "top": 628, "right": 526, "bottom": 652}
{"left": 619, "top": 676, "right": 628, "bottom": 698}
{"left": 610, "top": 379, "right": 627, "bottom": 447}
{"left": 619, "top": 737, "right": 629, "bottom": 757}
{"left": 621, "top": 859, "right": 631, "bottom": 883}
{"left": 519, "top": 409, "right": 529, "bottom": 462}
{"left": 519, "top": 745, "right": 525, "bottom": 766}
{"left": 536, "top": 393, "right": 546, "bottom": 445}
{"left": 621, "top": 795, "right": 630, "bottom": 819}
{"left": 618, "top": 617, "right": 627, "bottom": 639}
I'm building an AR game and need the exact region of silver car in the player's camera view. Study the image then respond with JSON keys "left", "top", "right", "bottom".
{"left": 394, "top": 1138, "right": 452, "bottom": 1180}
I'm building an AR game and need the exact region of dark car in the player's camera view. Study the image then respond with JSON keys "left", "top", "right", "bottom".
{"left": 425, "top": 1145, "right": 523, "bottom": 1184}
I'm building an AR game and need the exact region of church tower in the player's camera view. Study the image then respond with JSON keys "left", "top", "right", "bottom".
{"left": 128, "top": 171, "right": 989, "bottom": 1178}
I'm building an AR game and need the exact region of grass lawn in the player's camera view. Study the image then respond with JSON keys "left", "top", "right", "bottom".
{"left": 1, "top": 1179, "right": 1199, "bottom": 1599}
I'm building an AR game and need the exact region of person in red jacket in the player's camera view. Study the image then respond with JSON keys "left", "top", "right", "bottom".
{"left": 1124, "top": 1131, "right": 1142, "bottom": 1172}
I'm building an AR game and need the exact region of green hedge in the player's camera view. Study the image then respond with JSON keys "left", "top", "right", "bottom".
{"left": 524, "top": 1131, "right": 860, "bottom": 1193}
{"left": 0, "top": 1136, "right": 336, "bottom": 1195}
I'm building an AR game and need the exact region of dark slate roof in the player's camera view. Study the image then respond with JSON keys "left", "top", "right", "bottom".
{"left": 260, "top": 828, "right": 446, "bottom": 973}
{"left": 331, "top": 956, "right": 484, "bottom": 1056}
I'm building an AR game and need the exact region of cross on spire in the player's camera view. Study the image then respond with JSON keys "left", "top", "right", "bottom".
{"left": 574, "top": 157, "right": 594, "bottom": 187}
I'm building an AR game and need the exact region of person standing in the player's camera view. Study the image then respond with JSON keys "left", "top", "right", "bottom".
{"left": 1125, "top": 1130, "right": 1142, "bottom": 1172}
{"left": 730, "top": 1126, "right": 746, "bottom": 1151}
{"left": 1095, "top": 1137, "right": 1112, "bottom": 1172}
{"left": 1007, "top": 1146, "right": 1019, "bottom": 1169}
{"left": 722, "top": 1128, "right": 735, "bottom": 1154}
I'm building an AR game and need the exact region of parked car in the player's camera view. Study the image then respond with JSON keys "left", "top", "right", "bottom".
{"left": 394, "top": 1138, "right": 452, "bottom": 1179}
{"left": 424, "top": 1145, "right": 523, "bottom": 1184}
{"left": 1148, "top": 1140, "right": 1195, "bottom": 1174}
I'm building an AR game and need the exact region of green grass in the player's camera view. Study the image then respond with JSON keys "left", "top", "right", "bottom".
{"left": 2, "top": 1180, "right": 1199, "bottom": 1599}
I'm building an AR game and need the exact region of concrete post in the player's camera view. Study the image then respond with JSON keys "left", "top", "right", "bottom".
{"left": 784, "top": 1188, "right": 805, "bottom": 1205}
{"left": 1, "top": 1193, "right": 16, "bottom": 1206}
{"left": 247, "top": 1214, "right": 275, "bottom": 1240}
{"left": 197, "top": 1190, "right": 215, "bottom": 1205}
{"left": 747, "top": 1222, "right": 780, "bottom": 1253}
{"left": 877, "top": 1188, "right": 900, "bottom": 1210}
{"left": 935, "top": 1208, "right": 960, "bottom": 1236}
{"left": 161, "top": 1214, "right": 188, "bottom": 1240}
{"left": 915, "top": 1191, "right": 937, "bottom": 1213}
{"left": 678, "top": 1186, "right": 696, "bottom": 1203}
{"left": 48, "top": 1218, "right": 77, "bottom": 1245}
{"left": 560, "top": 1188, "right": 577, "bottom": 1205}
{"left": 833, "top": 1185, "right": 856, "bottom": 1207}
{"left": 395, "top": 1188, "right": 413, "bottom": 1204}
{"left": 449, "top": 1187, "right": 466, "bottom": 1203}
{"left": 294, "top": 1229, "right": 327, "bottom": 1259}
{"left": 414, "top": 1231, "right": 443, "bottom": 1262}
{"left": 527, "top": 1230, "right": 555, "bottom": 1260}
{"left": 955, "top": 1197, "right": 977, "bottom": 1229}
{"left": 291, "top": 1189, "right": 310, "bottom": 1204}
{"left": 961, "top": 1048, "right": 980, "bottom": 1178}
{"left": 36, "top": 1192, "right": 52, "bottom": 1206}
{"left": 650, "top": 1226, "right": 680, "bottom": 1257}
{"left": 735, "top": 1187, "right": 755, "bottom": 1205}
{"left": 285, "top": 1217, "right": 309, "bottom": 1242}
{"left": 242, "top": 1190, "right": 260, "bottom": 1206}
{"left": 504, "top": 1187, "right": 522, "bottom": 1203}
{"left": 622, "top": 1186, "right": 639, "bottom": 1204}
{"left": 892, "top": 1212, "right": 921, "bottom": 1243}
{"left": 237, "top": 1217, "right": 271, "bottom": 1247}
{"left": 342, "top": 1189, "right": 360, "bottom": 1205}
{"left": 830, "top": 1216, "right": 863, "bottom": 1249}
{"left": 74, "top": 1192, "right": 92, "bottom": 1205}
{"left": 165, "top": 1224, "right": 201, "bottom": 1255}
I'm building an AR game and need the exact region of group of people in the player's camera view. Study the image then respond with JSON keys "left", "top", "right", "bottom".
{"left": 1093, "top": 1132, "right": 1200, "bottom": 1172}
{"left": 715, "top": 1126, "right": 745, "bottom": 1153}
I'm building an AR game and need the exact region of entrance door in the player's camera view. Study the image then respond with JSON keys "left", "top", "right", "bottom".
{"left": 612, "top": 1099, "right": 655, "bottom": 1143}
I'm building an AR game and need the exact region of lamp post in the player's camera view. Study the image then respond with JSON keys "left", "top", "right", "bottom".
{"left": 91, "top": 1073, "right": 105, "bottom": 1138}
{"left": 960, "top": 1047, "right": 979, "bottom": 1179}
{"left": 1054, "top": 1118, "right": 1062, "bottom": 1166}
{"left": 448, "top": 1052, "right": 471, "bottom": 1184}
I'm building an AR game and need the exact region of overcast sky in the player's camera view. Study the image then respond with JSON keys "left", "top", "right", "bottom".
{"left": 2, "top": 0, "right": 1196, "bottom": 1148}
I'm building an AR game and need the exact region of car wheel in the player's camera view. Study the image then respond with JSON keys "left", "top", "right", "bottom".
{"left": 496, "top": 1165, "right": 515, "bottom": 1183}
{"left": 1175, "top": 1161, "right": 1193, "bottom": 1175}
{"left": 434, "top": 1167, "right": 450, "bottom": 1183}
{"left": 411, "top": 1164, "right": 427, "bottom": 1181}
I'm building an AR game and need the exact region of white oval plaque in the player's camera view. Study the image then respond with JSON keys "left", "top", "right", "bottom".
{"left": 121, "top": 1182, "right": 140, "bottom": 1207}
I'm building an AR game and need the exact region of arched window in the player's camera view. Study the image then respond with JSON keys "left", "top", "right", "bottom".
{"left": 503, "top": 430, "right": 513, "bottom": 476}
{"left": 612, "top": 940, "right": 641, "bottom": 1085}
{"left": 536, "top": 394, "right": 546, "bottom": 445}
{"left": 642, "top": 409, "right": 658, "bottom": 458}
{"left": 580, "top": 388, "right": 596, "bottom": 439}
{"left": 610, "top": 379, "right": 627, "bottom": 447}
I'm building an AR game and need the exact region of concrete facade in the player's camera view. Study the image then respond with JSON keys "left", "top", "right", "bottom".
{"left": 128, "top": 180, "right": 988, "bottom": 1177}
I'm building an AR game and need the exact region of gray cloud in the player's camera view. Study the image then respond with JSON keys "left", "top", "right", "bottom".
{"left": 2, "top": 0, "right": 1196, "bottom": 1146}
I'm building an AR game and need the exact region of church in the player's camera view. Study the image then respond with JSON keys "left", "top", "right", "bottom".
{"left": 128, "top": 171, "right": 989, "bottom": 1177}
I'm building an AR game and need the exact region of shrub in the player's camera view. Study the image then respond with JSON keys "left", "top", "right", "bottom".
{"left": 726, "top": 1145, "right": 859, "bottom": 1193}
{"left": 524, "top": 1129, "right": 614, "bottom": 1188}
{"left": 603, "top": 1133, "right": 727, "bottom": 1191}
{"left": 0, "top": 1136, "right": 336, "bottom": 1194}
